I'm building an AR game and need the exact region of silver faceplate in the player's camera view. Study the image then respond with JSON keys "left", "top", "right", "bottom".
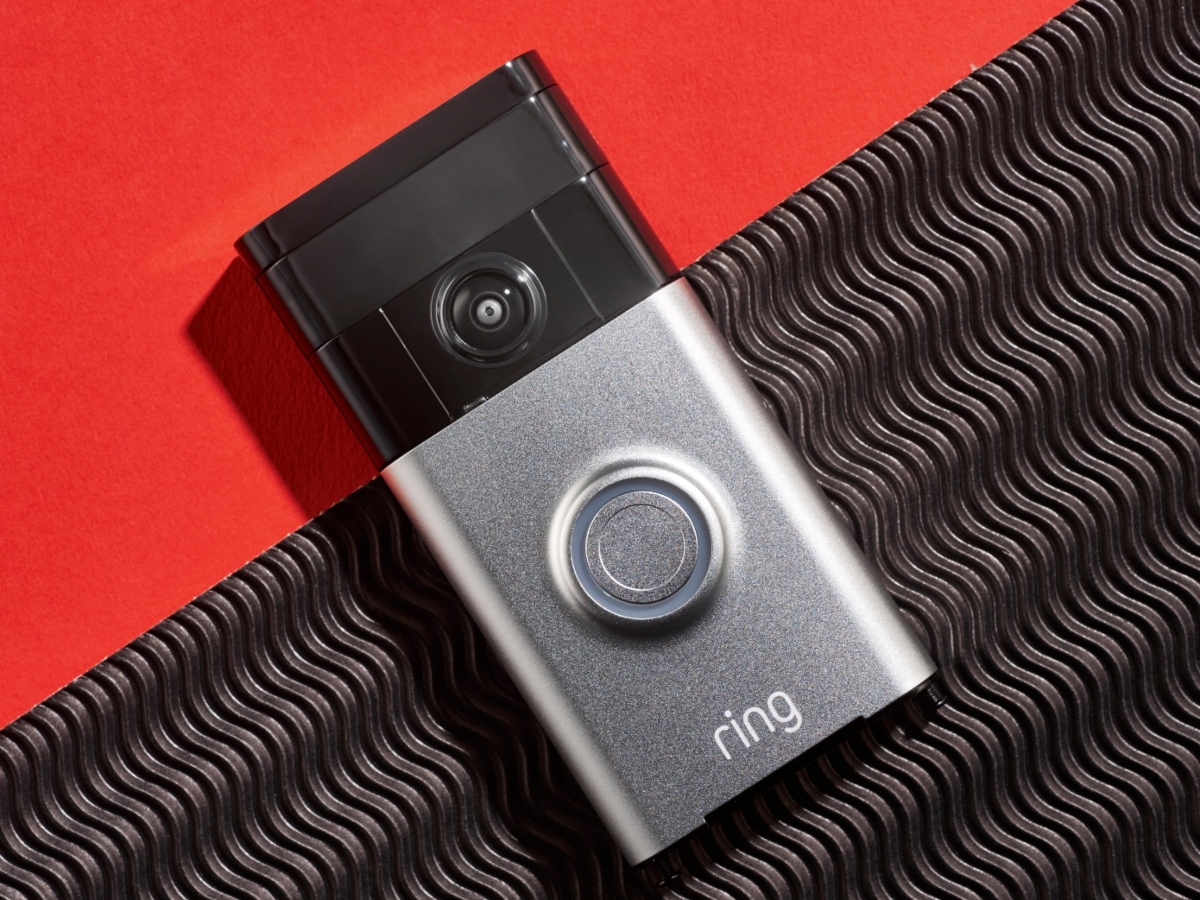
{"left": 384, "top": 279, "right": 936, "bottom": 863}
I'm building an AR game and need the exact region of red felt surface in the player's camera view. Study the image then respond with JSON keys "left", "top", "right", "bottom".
{"left": 0, "top": 0, "right": 1071, "bottom": 727}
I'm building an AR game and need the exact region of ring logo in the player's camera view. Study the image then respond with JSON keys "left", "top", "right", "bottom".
{"left": 714, "top": 690, "right": 802, "bottom": 760}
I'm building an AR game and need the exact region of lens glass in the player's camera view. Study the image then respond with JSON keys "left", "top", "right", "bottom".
{"left": 432, "top": 253, "right": 546, "bottom": 366}
{"left": 473, "top": 297, "right": 505, "bottom": 328}
{"left": 449, "top": 272, "right": 527, "bottom": 351}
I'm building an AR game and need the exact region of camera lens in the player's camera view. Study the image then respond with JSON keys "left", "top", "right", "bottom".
{"left": 432, "top": 253, "right": 546, "bottom": 366}
{"left": 473, "top": 297, "right": 505, "bottom": 328}
{"left": 450, "top": 271, "right": 524, "bottom": 351}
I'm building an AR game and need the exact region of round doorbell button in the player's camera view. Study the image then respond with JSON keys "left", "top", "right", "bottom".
{"left": 566, "top": 473, "right": 719, "bottom": 625}
{"left": 584, "top": 490, "right": 698, "bottom": 603}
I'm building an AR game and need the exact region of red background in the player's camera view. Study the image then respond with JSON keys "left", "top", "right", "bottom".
{"left": 0, "top": 0, "right": 1070, "bottom": 727}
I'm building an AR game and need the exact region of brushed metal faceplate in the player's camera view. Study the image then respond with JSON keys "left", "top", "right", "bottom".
{"left": 384, "top": 279, "right": 936, "bottom": 863}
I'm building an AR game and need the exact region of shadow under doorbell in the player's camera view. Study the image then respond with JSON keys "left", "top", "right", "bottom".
{"left": 235, "top": 53, "right": 938, "bottom": 867}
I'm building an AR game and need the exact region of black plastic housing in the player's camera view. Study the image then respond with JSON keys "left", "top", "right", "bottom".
{"left": 237, "top": 53, "right": 672, "bottom": 466}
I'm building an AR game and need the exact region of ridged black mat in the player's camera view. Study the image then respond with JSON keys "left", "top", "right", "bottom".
{"left": 5, "top": 0, "right": 1200, "bottom": 895}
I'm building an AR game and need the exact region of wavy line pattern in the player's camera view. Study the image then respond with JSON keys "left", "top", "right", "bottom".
{"left": 0, "top": 489, "right": 637, "bottom": 899}
{"left": 3, "top": 0, "right": 1200, "bottom": 895}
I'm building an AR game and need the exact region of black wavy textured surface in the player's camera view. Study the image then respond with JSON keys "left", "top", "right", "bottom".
{"left": 5, "top": 0, "right": 1200, "bottom": 894}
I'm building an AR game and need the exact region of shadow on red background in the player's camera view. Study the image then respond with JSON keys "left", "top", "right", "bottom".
{"left": 188, "top": 262, "right": 376, "bottom": 518}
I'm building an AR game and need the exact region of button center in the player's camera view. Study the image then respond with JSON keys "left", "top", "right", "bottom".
{"left": 598, "top": 504, "right": 685, "bottom": 591}
{"left": 582, "top": 489, "right": 700, "bottom": 604}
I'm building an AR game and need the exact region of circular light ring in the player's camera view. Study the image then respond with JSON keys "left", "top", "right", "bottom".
{"left": 569, "top": 477, "right": 713, "bottom": 621}
{"left": 583, "top": 490, "right": 699, "bottom": 603}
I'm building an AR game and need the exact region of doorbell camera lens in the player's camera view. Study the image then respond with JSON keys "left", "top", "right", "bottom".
{"left": 433, "top": 252, "right": 546, "bottom": 366}
{"left": 452, "top": 271, "right": 521, "bottom": 345}
{"left": 472, "top": 296, "right": 505, "bottom": 328}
